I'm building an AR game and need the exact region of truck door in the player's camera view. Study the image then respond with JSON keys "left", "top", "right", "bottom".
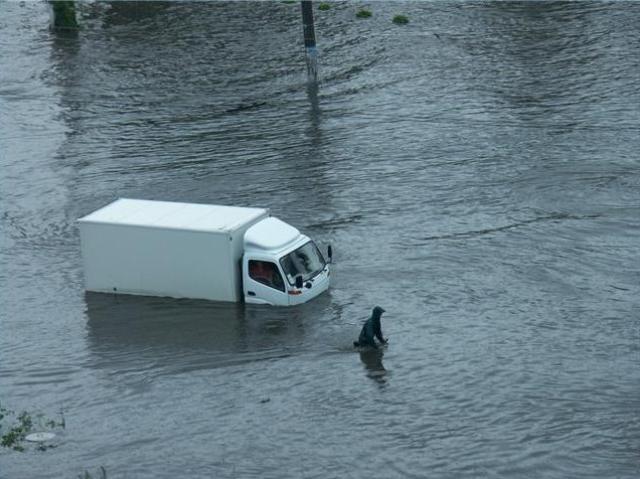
{"left": 244, "top": 259, "right": 289, "bottom": 306}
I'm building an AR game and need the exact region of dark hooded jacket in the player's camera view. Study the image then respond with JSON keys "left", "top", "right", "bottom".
{"left": 355, "top": 306, "right": 386, "bottom": 348}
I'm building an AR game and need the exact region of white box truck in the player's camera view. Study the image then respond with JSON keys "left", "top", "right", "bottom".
{"left": 78, "top": 199, "right": 331, "bottom": 306}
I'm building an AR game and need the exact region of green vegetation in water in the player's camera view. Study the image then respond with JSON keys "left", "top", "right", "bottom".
{"left": 392, "top": 14, "right": 409, "bottom": 24}
{"left": 0, "top": 403, "right": 65, "bottom": 452}
{"left": 356, "top": 9, "right": 372, "bottom": 18}
{"left": 281, "top": 0, "right": 297, "bottom": 4}
{"left": 0, "top": 409, "right": 33, "bottom": 452}
{"left": 318, "top": 3, "right": 331, "bottom": 11}
{"left": 50, "top": 1, "right": 79, "bottom": 29}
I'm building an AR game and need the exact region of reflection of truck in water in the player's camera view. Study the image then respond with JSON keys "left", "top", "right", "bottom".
{"left": 78, "top": 199, "right": 331, "bottom": 306}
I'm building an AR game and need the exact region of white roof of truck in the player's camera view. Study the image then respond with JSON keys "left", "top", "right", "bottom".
{"left": 244, "top": 217, "right": 302, "bottom": 251}
{"left": 78, "top": 198, "right": 268, "bottom": 233}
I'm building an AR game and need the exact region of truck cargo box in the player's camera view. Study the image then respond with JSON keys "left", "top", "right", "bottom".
{"left": 78, "top": 199, "right": 269, "bottom": 302}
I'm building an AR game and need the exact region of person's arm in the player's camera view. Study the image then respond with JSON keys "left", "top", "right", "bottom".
{"left": 373, "top": 318, "right": 387, "bottom": 344}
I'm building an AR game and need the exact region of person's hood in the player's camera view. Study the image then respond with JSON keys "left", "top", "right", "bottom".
{"left": 372, "top": 306, "right": 385, "bottom": 318}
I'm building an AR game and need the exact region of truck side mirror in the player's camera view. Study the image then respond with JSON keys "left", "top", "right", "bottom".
{"left": 327, "top": 244, "right": 333, "bottom": 263}
{"left": 295, "top": 275, "right": 303, "bottom": 289}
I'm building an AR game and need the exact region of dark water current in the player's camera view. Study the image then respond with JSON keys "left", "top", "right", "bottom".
{"left": 1, "top": 1, "right": 639, "bottom": 478}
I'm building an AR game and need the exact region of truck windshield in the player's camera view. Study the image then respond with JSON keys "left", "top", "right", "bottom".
{"left": 279, "top": 241, "right": 326, "bottom": 285}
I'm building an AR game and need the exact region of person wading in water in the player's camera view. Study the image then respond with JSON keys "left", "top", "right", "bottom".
{"left": 353, "top": 306, "right": 388, "bottom": 349}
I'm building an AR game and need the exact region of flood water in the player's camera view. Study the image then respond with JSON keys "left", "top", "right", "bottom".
{"left": 1, "top": 1, "right": 639, "bottom": 478}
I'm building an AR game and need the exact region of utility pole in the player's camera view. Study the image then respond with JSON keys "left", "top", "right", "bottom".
{"left": 300, "top": 1, "right": 318, "bottom": 83}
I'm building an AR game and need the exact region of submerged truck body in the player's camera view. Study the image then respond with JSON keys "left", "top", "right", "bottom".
{"left": 78, "top": 199, "right": 330, "bottom": 306}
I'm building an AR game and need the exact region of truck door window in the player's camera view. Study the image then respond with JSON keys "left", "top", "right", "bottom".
{"left": 248, "top": 260, "right": 285, "bottom": 292}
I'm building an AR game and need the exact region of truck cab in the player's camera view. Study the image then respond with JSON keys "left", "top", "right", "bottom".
{"left": 242, "top": 217, "right": 330, "bottom": 306}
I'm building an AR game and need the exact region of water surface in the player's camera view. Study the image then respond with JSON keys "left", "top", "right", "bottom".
{"left": 1, "top": 2, "right": 639, "bottom": 478}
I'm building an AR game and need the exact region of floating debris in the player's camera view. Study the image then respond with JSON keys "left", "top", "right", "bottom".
{"left": 25, "top": 432, "right": 56, "bottom": 443}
